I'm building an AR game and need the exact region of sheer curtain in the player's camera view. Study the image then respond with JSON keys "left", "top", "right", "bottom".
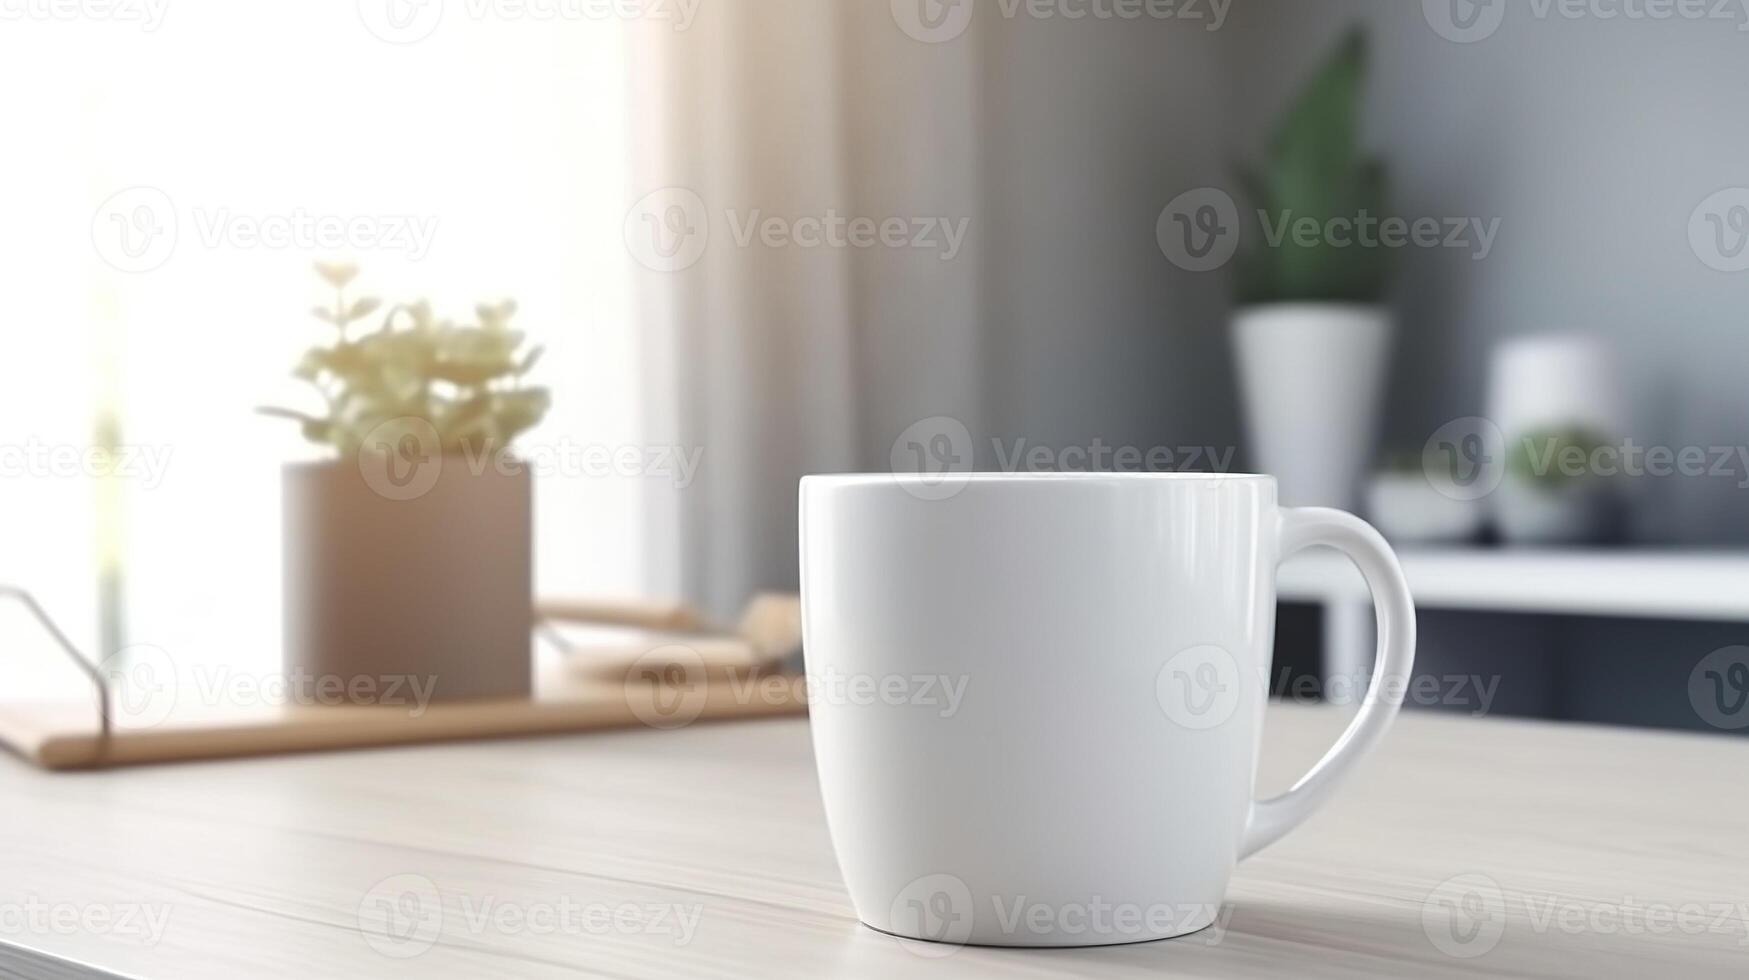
{"left": 629, "top": 0, "right": 990, "bottom": 619}
{"left": 1, "top": 4, "right": 643, "bottom": 690}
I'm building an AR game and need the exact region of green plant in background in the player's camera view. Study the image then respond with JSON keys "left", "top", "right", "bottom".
{"left": 1506, "top": 427, "right": 1614, "bottom": 489}
{"left": 262, "top": 263, "right": 550, "bottom": 456}
{"left": 1379, "top": 447, "right": 1466, "bottom": 486}
{"left": 1234, "top": 28, "right": 1390, "bottom": 306}
{"left": 1377, "top": 449, "right": 1424, "bottom": 475}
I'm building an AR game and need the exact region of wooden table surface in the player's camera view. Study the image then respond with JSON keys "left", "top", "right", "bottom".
{"left": 1, "top": 705, "right": 1745, "bottom": 978}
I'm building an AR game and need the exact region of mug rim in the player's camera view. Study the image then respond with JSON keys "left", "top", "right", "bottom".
{"left": 804, "top": 472, "right": 1273, "bottom": 486}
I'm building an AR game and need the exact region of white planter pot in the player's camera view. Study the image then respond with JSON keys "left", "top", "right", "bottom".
{"left": 1365, "top": 472, "right": 1485, "bottom": 545}
{"left": 1232, "top": 304, "right": 1392, "bottom": 509}
{"left": 282, "top": 457, "right": 533, "bottom": 703}
{"left": 1494, "top": 476, "right": 1619, "bottom": 546}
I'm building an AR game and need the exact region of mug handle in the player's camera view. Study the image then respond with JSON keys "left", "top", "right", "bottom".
{"left": 1240, "top": 507, "right": 1417, "bottom": 859}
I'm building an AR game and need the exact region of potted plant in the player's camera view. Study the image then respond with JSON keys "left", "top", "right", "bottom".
{"left": 265, "top": 263, "right": 550, "bottom": 703}
{"left": 1364, "top": 451, "right": 1485, "bottom": 545}
{"left": 1496, "top": 427, "right": 1621, "bottom": 545}
{"left": 1231, "top": 28, "right": 1391, "bottom": 509}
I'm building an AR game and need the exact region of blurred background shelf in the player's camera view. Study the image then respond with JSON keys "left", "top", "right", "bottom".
{"left": 1279, "top": 549, "right": 1749, "bottom": 682}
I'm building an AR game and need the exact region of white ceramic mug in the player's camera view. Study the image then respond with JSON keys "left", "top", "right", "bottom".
{"left": 799, "top": 473, "right": 1415, "bottom": 948}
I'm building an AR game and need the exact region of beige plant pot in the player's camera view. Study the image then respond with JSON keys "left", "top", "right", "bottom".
{"left": 282, "top": 456, "right": 533, "bottom": 704}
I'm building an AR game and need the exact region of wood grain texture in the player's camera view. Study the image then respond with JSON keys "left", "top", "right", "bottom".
{"left": 0, "top": 705, "right": 1745, "bottom": 979}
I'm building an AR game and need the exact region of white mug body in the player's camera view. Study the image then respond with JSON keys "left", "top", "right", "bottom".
{"left": 800, "top": 473, "right": 1281, "bottom": 948}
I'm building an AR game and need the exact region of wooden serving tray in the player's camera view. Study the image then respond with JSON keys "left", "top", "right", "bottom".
{"left": 0, "top": 663, "right": 808, "bottom": 771}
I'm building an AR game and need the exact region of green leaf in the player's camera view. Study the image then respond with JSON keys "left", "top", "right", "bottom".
{"left": 346, "top": 297, "right": 381, "bottom": 323}
{"left": 281, "top": 267, "right": 549, "bottom": 454}
{"left": 314, "top": 261, "right": 358, "bottom": 289}
{"left": 1234, "top": 26, "right": 1388, "bottom": 306}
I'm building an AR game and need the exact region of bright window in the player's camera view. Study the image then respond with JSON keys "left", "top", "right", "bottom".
{"left": 0, "top": 3, "right": 641, "bottom": 694}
